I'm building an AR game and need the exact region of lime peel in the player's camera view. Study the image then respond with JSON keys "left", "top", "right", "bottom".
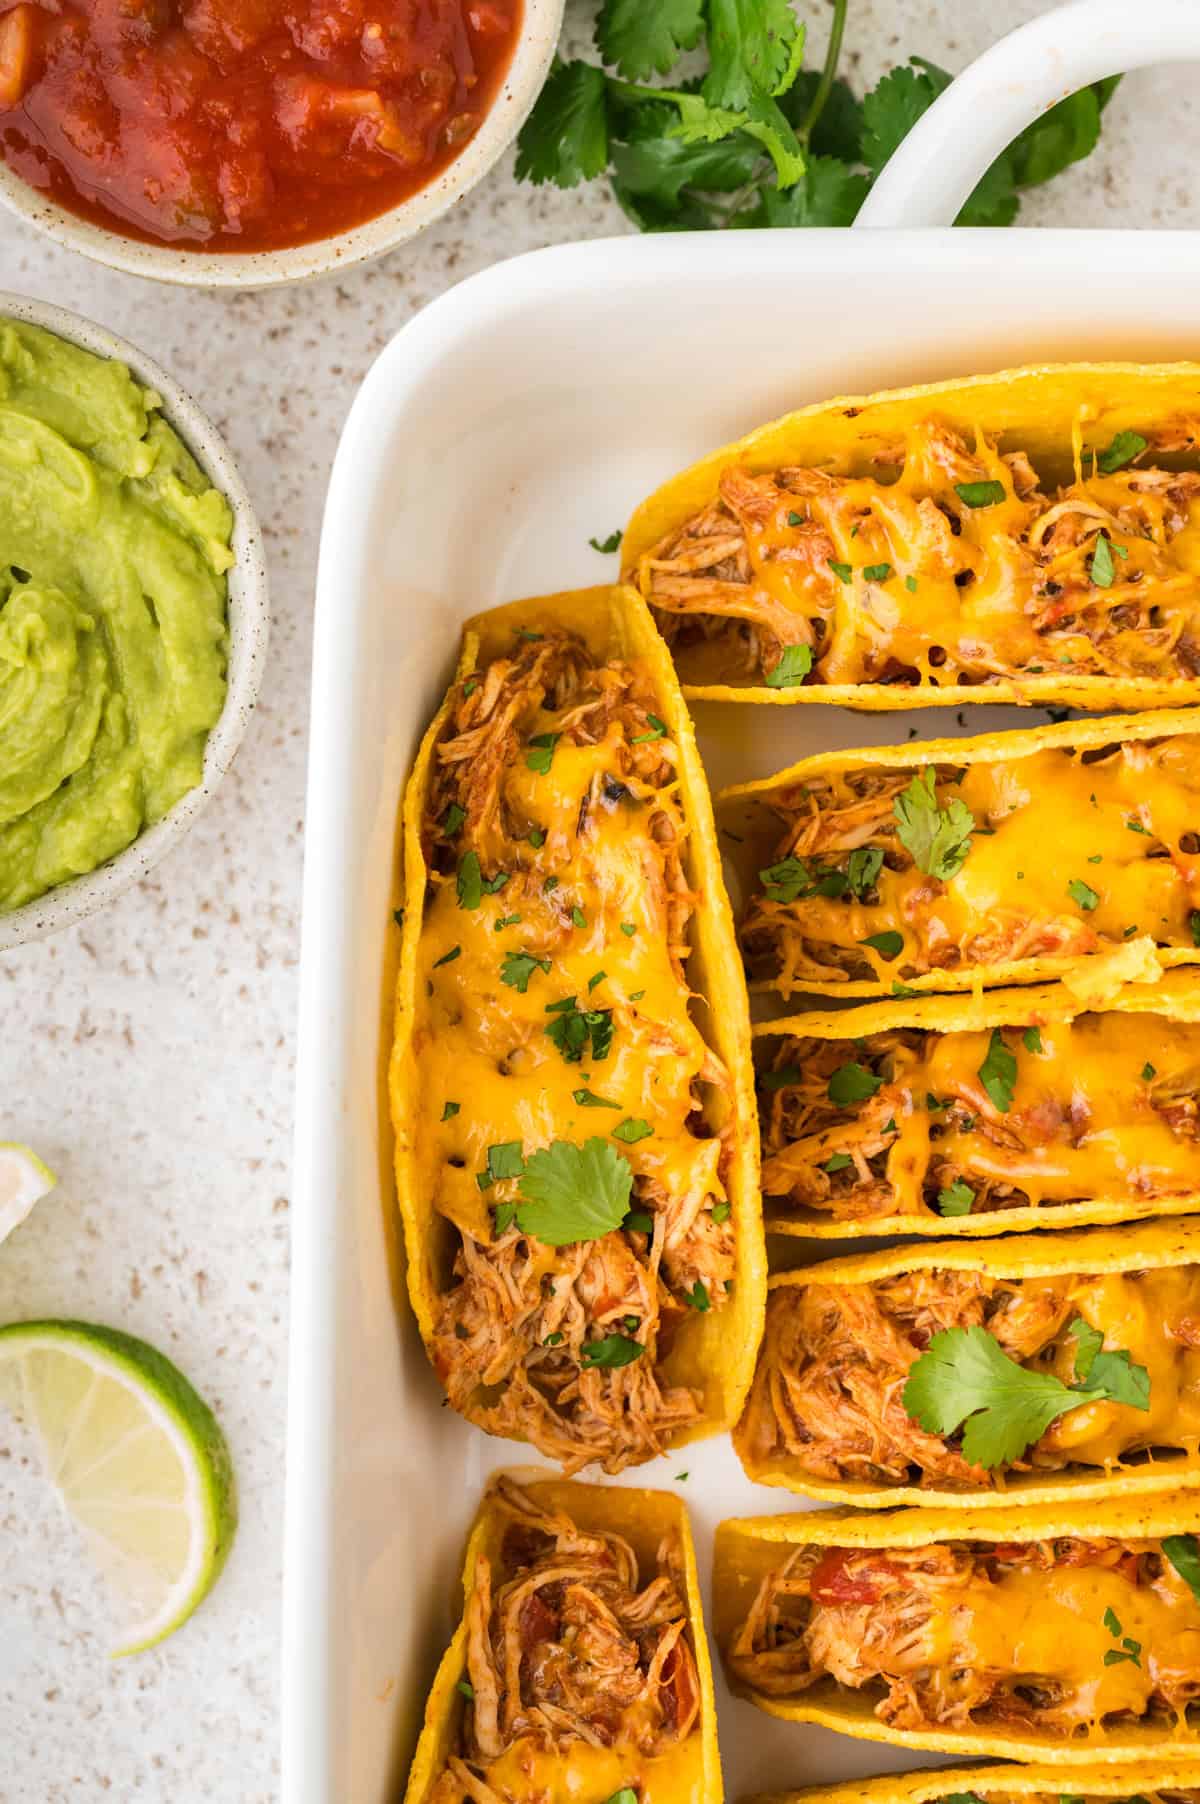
{"left": 0, "top": 1143, "right": 56, "bottom": 1245}
{"left": 0, "top": 1319, "right": 236, "bottom": 1655}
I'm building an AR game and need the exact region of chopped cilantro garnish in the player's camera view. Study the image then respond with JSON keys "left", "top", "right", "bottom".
{"left": 481, "top": 871, "right": 509, "bottom": 895}
{"left": 765, "top": 643, "right": 813, "bottom": 689}
{"left": 620, "top": 921, "right": 637, "bottom": 936}
{"left": 625, "top": 1208, "right": 654, "bottom": 1232}
{"left": 543, "top": 875, "right": 559, "bottom": 892}
{"left": 571, "top": 905, "right": 587, "bottom": 929}
{"left": 543, "top": 1330, "right": 564, "bottom": 1347}
{"left": 573, "top": 1088, "right": 621, "bottom": 1108}
{"left": 862, "top": 929, "right": 903, "bottom": 959}
{"left": 546, "top": 999, "right": 614, "bottom": 1064}
{"left": 509, "top": 1137, "right": 633, "bottom": 1245}
{"left": 936, "top": 1179, "right": 975, "bottom": 1217}
{"left": 501, "top": 951, "right": 551, "bottom": 992}
{"left": 1191, "top": 910, "right": 1200, "bottom": 948}
{"left": 1126, "top": 818, "right": 1149, "bottom": 835}
{"left": 893, "top": 768, "right": 975, "bottom": 880}
{"left": 847, "top": 845, "right": 883, "bottom": 900}
{"left": 516, "top": 628, "right": 544, "bottom": 641}
{"left": 1089, "top": 532, "right": 1126, "bottom": 586}
{"left": 461, "top": 677, "right": 479, "bottom": 698}
{"left": 1142, "top": 1061, "right": 1157, "bottom": 1080}
{"left": 581, "top": 1333, "right": 643, "bottom": 1369}
{"left": 441, "top": 1101, "right": 460, "bottom": 1121}
{"left": 457, "top": 1679, "right": 475, "bottom": 1700}
{"left": 588, "top": 971, "right": 606, "bottom": 991}
{"left": 712, "top": 1201, "right": 731, "bottom": 1222}
{"left": 954, "top": 479, "right": 1006, "bottom": 508}
{"left": 443, "top": 803, "right": 466, "bottom": 836}
{"left": 525, "top": 732, "right": 560, "bottom": 775}
{"left": 589, "top": 528, "right": 622, "bottom": 553}
{"left": 684, "top": 1280, "right": 711, "bottom": 1312}
{"left": 433, "top": 945, "right": 461, "bottom": 968}
{"left": 827, "top": 1061, "right": 882, "bottom": 1106}
{"left": 629, "top": 989, "right": 645, "bottom": 1002}
{"left": 1022, "top": 1025, "right": 1043, "bottom": 1053}
{"left": 978, "top": 1028, "right": 1017, "bottom": 1113}
{"left": 631, "top": 712, "right": 668, "bottom": 743}
{"left": 759, "top": 854, "right": 848, "bottom": 903}
{"left": 761, "top": 1064, "right": 800, "bottom": 1091}
{"left": 787, "top": 510, "right": 804, "bottom": 527}
{"left": 828, "top": 559, "right": 852, "bottom": 584}
{"left": 614, "top": 1118, "right": 653, "bottom": 1144}
{"left": 904, "top": 574, "right": 918, "bottom": 592}
{"left": 822, "top": 1153, "right": 853, "bottom": 1173}
{"left": 456, "top": 851, "right": 482, "bottom": 910}
{"left": 1068, "top": 877, "right": 1100, "bottom": 911}
{"left": 1096, "top": 429, "right": 1147, "bottom": 474}
{"left": 494, "top": 914, "right": 522, "bottom": 931}
{"left": 863, "top": 562, "right": 893, "bottom": 583}
{"left": 487, "top": 1141, "right": 526, "bottom": 1181}
{"left": 528, "top": 827, "right": 545, "bottom": 848}
{"left": 392, "top": 907, "right": 404, "bottom": 927}
{"left": 902, "top": 1318, "right": 1149, "bottom": 1469}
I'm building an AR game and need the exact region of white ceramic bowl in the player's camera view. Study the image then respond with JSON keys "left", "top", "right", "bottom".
{"left": 0, "top": 292, "right": 269, "bottom": 949}
{"left": 0, "top": 1, "right": 564, "bottom": 289}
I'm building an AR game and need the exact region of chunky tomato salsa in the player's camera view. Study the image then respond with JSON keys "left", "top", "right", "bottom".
{"left": 0, "top": 0, "right": 521, "bottom": 250}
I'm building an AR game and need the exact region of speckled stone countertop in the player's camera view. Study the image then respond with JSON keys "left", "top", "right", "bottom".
{"left": 0, "top": 2, "right": 1195, "bottom": 1797}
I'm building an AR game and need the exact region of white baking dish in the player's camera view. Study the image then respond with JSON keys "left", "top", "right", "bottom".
{"left": 287, "top": 5, "right": 1200, "bottom": 1799}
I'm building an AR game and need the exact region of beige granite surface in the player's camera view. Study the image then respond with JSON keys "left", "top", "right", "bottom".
{"left": 0, "top": 1, "right": 1196, "bottom": 1798}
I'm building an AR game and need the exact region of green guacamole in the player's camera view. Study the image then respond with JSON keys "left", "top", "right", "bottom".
{"left": 0, "top": 319, "right": 232, "bottom": 914}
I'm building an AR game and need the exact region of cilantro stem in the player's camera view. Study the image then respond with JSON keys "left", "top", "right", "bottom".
{"left": 800, "top": 0, "right": 848, "bottom": 142}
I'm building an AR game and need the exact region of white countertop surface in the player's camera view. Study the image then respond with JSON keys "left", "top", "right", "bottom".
{"left": 0, "top": 2, "right": 1196, "bottom": 1798}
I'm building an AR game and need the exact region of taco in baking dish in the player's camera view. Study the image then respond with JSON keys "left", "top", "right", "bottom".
{"left": 754, "top": 973, "right": 1200, "bottom": 1238}
{"left": 747, "top": 1759, "right": 1200, "bottom": 1804}
{"left": 713, "top": 1492, "right": 1200, "bottom": 1762}
{"left": 720, "top": 708, "right": 1200, "bottom": 998}
{"left": 403, "top": 1474, "right": 721, "bottom": 1804}
{"left": 389, "top": 586, "right": 765, "bottom": 1474}
{"left": 621, "top": 361, "right": 1200, "bottom": 708}
{"left": 735, "top": 1217, "right": 1200, "bottom": 1508}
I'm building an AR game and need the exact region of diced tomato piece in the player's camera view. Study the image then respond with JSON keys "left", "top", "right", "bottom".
{"left": 468, "top": 4, "right": 510, "bottom": 35}
{"left": 810, "top": 1549, "right": 901, "bottom": 1606}
{"left": 0, "top": 5, "right": 37, "bottom": 108}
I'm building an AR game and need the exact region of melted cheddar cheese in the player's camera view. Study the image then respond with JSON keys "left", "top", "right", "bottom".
{"left": 479, "top": 1731, "right": 707, "bottom": 1804}
{"left": 749, "top": 735, "right": 1200, "bottom": 989}
{"left": 417, "top": 723, "right": 725, "bottom": 1244}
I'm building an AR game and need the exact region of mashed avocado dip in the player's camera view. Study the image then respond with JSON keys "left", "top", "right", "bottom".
{"left": 0, "top": 319, "right": 233, "bottom": 914}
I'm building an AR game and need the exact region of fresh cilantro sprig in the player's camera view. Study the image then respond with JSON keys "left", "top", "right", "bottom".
{"left": 516, "top": 3, "right": 1118, "bottom": 233}
{"left": 512, "top": 1136, "right": 634, "bottom": 1244}
{"left": 902, "top": 1318, "right": 1150, "bottom": 1470}
{"left": 893, "top": 769, "right": 975, "bottom": 881}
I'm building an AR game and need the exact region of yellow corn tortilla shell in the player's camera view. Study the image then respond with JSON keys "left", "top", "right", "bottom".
{"left": 389, "top": 585, "right": 766, "bottom": 1453}
{"left": 621, "top": 360, "right": 1200, "bottom": 710}
{"left": 403, "top": 1475, "right": 722, "bottom": 1804}
{"left": 747, "top": 1756, "right": 1200, "bottom": 1804}
{"left": 720, "top": 707, "right": 1200, "bottom": 998}
{"left": 714, "top": 1492, "right": 1200, "bottom": 1764}
{"left": 738, "top": 1214, "right": 1200, "bottom": 1506}
{"left": 756, "top": 970, "right": 1200, "bottom": 1237}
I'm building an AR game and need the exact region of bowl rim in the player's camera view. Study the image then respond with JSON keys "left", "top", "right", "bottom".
{"left": 0, "top": 0, "right": 565, "bottom": 289}
{"left": 0, "top": 293, "right": 270, "bottom": 950}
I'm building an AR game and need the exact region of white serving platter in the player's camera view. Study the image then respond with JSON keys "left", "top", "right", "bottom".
{"left": 287, "top": 214, "right": 1200, "bottom": 1804}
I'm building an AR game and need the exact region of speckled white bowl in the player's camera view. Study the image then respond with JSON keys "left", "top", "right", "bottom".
{"left": 0, "top": 293, "right": 269, "bottom": 949}
{"left": 0, "top": 1, "right": 564, "bottom": 288}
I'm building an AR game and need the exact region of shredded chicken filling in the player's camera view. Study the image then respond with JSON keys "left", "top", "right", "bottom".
{"left": 738, "top": 1264, "right": 1200, "bottom": 1488}
{"left": 726, "top": 1536, "right": 1200, "bottom": 1735}
{"left": 740, "top": 735, "right": 1200, "bottom": 991}
{"left": 638, "top": 417, "right": 1200, "bottom": 687}
{"left": 430, "top": 1479, "right": 701, "bottom": 1804}
{"left": 418, "top": 631, "right": 735, "bottom": 1474}
{"left": 757, "top": 1015, "right": 1200, "bottom": 1224}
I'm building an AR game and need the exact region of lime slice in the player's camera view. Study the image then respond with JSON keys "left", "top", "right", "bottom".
{"left": 0, "top": 1320, "right": 237, "bottom": 1654}
{"left": 0, "top": 1142, "right": 56, "bottom": 1244}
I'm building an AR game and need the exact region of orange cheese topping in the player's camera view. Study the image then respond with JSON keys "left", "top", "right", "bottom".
{"left": 748, "top": 734, "right": 1200, "bottom": 990}
{"left": 479, "top": 1731, "right": 706, "bottom": 1804}
{"left": 417, "top": 722, "right": 724, "bottom": 1243}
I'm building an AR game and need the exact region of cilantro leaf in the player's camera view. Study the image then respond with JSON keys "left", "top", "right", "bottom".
{"left": 526, "top": 732, "right": 560, "bottom": 775}
{"left": 671, "top": 90, "right": 805, "bottom": 190}
{"left": 443, "top": 803, "right": 466, "bottom": 836}
{"left": 546, "top": 998, "right": 613, "bottom": 1064}
{"left": 847, "top": 846, "right": 884, "bottom": 899}
{"left": 1097, "top": 430, "right": 1147, "bottom": 475}
{"left": 893, "top": 769, "right": 975, "bottom": 880}
{"left": 828, "top": 1062, "right": 882, "bottom": 1106}
{"left": 1090, "top": 533, "right": 1116, "bottom": 587}
{"left": 764, "top": 643, "right": 813, "bottom": 689}
{"left": 613, "top": 1118, "right": 652, "bottom": 1144}
{"left": 903, "top": 1323, "right": 1148, "bottom": 1470}
{"left": 513, "top": 1137, "right": 634, "bottom": 1245}
{"left": 1070, "top": 1315, "right": 1151, "bottom": 1410}
{"left": 704, "top": 0, "right": 806, "bottom": 109}
{"left": 936, "top": 1179, "right": 975, "bottom": 1217}
{"left": 955, "top": 480, "right": 1006, "bottom": 508}
{"left": 457, "top": 851, "right": 482, "bottom": 910}
{"left": 684, "top": 1279, "right": 711, "bottom": 1311}
{"left": 760, "top": 1064, "right": 800, "bottom": 1092}
{"left": 573, "top": 1088, "right": 620, "bottom": 1108}
{"left": 1164, "top": 1533, "right": 1200, "bottom": 1605}
{"left": 1068, "top": 877, "right": 1100, "bottom": 912}
{"left": 862, "top": 930, "right": 903, "bottom": 959}
{"left": 978, "top": 1028, "right": 1017, "bottom": 1114}
{"left": 861, "top": 62, "right": 948, "bottom": 177}
{"left": 501, "top": 951, "right": 550, "bottom": 993}
{"left": 596, "top": 0, "right": 704, "bottom": 81}
{"left": 581, "top": 1333, "right": 643, "bottom": 1368}
{"left": 779, "top": 72, "right": 863, "bottom": 160}
{"left": 1023, "top": 1026, "right": 1043, "bottom": 1053}
{"left": 736, "top": 155, "right": 868, "bottom": 228}
{"left": 1009, "top": 85, "right": 1103, "bottom": 188}
{"left": 516, "top": 61, "right": 609, "bottom": 188}
{"left": 589, "top": 528, "right": 622, "bottom": 554}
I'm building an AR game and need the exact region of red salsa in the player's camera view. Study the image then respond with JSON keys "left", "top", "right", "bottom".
{"left": 0, "top": 0, "right": 522, "bottom": 251}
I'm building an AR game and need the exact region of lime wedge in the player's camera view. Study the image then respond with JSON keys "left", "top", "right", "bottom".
{"left": 0, "top": 1320, "right": 237, "bottom": 1654}
{"left": 0, "top": 1142, "right": 56, "bottom": 1244}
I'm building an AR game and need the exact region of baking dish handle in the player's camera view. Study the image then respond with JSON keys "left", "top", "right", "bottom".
{"left": 856, "top": 0, "right": 1200, "bottom": 228}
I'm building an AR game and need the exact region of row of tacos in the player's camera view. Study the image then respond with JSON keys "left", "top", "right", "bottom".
{"left": 390, "top": 363, "right": 1200, "bottom": 1803}
{"left": 404, "top": 1475, "right": 1200, "bottom": 1802}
